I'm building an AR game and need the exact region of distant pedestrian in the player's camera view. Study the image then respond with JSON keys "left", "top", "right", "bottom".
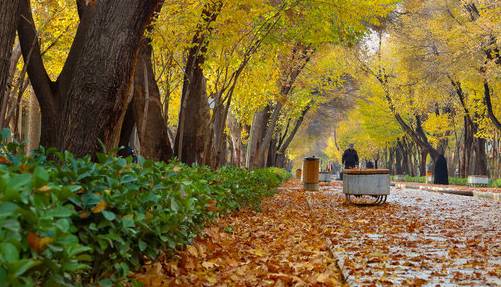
{"left": 366, "top": 160, "right": 374, "bottom": 169}
{"left": 342, "top": 144, "right": 359, "bottom": 169}
{"left": 433, "top": 154, "right": 448, "bottom": 185}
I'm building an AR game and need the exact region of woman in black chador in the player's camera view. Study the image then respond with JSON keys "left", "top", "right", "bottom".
{"left": 433, "top": 154, "right": 449, "bottom": 185}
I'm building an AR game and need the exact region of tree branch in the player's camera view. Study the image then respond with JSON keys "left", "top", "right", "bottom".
{"left": 17, "top": 0, "right": 55, "bottom": 109}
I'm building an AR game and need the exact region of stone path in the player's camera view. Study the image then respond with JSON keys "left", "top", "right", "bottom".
{"left": 307, "top": 184, "right": 501, "bottom": 286}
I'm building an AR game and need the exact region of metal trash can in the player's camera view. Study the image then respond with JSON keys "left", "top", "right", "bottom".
{"left": 303, "top": 157, "right": 319, "bottom": 191}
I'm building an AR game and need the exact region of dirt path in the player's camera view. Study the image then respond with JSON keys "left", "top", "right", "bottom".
{"left": 135, "top": 180, "right": 345, "bottom": 286}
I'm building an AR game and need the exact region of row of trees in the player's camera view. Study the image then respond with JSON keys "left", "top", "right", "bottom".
{"left": 326, "top": 0, "right": 500, "bottom": 178}
{"left": 0, "top": 0, "right": 398, "bottom": 169}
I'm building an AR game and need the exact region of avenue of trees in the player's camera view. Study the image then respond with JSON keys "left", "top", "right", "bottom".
{"left": 0, "top": 0, "right": 397, "bottom": 168}
{"left": 324, "top": 0, "right": 500, "bottom": 179}
{"left": 0, "top": 0, "right": 499, "bottom": 178}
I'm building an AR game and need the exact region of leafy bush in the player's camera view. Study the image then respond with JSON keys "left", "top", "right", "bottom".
{"left": 489, "top": 178, "right": 501, "bottom": 188}
{"left": 0, "top": 131, "right": 287, "bottom": 286}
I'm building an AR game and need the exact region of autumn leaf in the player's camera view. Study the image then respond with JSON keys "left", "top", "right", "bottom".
{"left": 27, "top": 232, "right": 54, "bottom": 252}
{"left": 207, "top": 200, "right": 218, "bottom": 212}
{"left": 91, "top": 200, "right": 107, "bottom": 214}
{"left": 0, "top": 156, "right": 11, "bottom": 165}
{"left": 36, "top": 185, "right": 51, "bottom": 193}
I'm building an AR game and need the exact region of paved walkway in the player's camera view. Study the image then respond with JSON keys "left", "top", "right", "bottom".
{"left": 136, "top": 180, "right": 500, "bottom": 286}
{"left": 307, "top": 183, "right": 501, "bottom": 286}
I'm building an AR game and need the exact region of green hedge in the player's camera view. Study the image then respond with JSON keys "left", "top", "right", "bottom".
{"left": 0, "top": 132, "right": 289, "bottom": 286}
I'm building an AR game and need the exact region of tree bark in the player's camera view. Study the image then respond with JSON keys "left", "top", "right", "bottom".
{"left": 246, "top": 106, "right": 270, "bottom": 168}
{"left": 419, "top": 149, "right": 427, "bottom": 176}
{"left": 129, "top": 38, "right": 173, "bottom": 161}
{"left": 228, "top": 113, "right": 243, "bottom": 167}
{"left": 0, "top": 0, "right": 20, "bottom": 101}
{"left": 175, "top": 1, "right": 222, "bottom": 165}
{"left": 18, "top": 0, "right": 163, "bottom": 157}
{"left": 483, "top": 81, "right": 501, "bottom": 132}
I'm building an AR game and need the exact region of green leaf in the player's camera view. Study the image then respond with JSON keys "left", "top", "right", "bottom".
{"left": 33, "top": 166, "right": 49, "bottom": 187}
{"left": 63, "top": 262, "right": 89, "bottom": 272}
{"left": 170, "top": 197, "right": 179, "bottom": 212}
{"left": 4, "top": 174, "right": 31, "bottom": 200}
{"left": 13, "top": 259, "right": 40, "bottom": 277}
{"left": 98, "top": 279, "right": 113, "bottom": 287}
{"left": 138, "top": 240, "right": 147, "bottom": 252}
{"left": 67, "top": 245, "right": 92, "bottom": 257}
{"left": 0, "top": 242, "right": 19, "bottom": 263}
{"left": 46, "top": 206, "right": 74, "bottom": 218}
{"left": 121, "top": 214, "right": 135, "bottom": 228}
{"left": 82, "top": 193, "right": 101, "bottom": 207}
{"left": 102, "top": 211, "right": 116, "bottom": 221}
{"left": 0, "top": 202, "right": 18, "bottom": 217}
{"left": 54, "top": 218, "right": 71, "bottom": 232}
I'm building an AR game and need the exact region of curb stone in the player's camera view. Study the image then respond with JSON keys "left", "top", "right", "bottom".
{"left": 394, "top": 183, "right": 501, "bottom": 201}
{"left": 304, "top": 193, "right": 352, "bottom": 287}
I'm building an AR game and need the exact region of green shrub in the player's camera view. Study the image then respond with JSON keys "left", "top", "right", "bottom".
{"left": 0, "top": 130, "right": 288, "bottom": 286}
{"left": 489, "top": 178, "right": 501, "bottom": 188}
{"left": 392, "top": 174, "right": 501, "bottom": 187}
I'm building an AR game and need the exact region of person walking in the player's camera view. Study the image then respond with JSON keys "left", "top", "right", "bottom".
{"left": 342, "top": 143, "right": 359, "bottom": 169}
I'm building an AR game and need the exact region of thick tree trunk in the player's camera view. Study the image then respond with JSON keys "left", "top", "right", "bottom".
{"left": 175, "top": 2, "right": 222, "bottom": 165}
{"left": 0, "top": 0, "right": 20, "bottom": 100}
{"left": 246, "top": 106, "right": 270, "bottom": 168}
{"left": 255, "top": 103, "right": 283, "bottom": 167}
{"left": 472, "top": 137, "right": 488, "bottom": 176}
{"left": 129, "top": 39, "right": 173, "bottom": 161}
{"left": 18, "top": 0, "right": 163, "bottom": 157}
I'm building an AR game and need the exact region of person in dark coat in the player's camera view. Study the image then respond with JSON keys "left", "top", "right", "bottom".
{"left": 433, "top": 154, "right": 449, "bottom": 185}
{"left": 342, "top": 144, "right": 359, "bottom": 169}
{"left": 118, "top": 146, "right": 138, "bottom": 163}
{"left": 366, "top": 160, "right": 374, "bottom": 169}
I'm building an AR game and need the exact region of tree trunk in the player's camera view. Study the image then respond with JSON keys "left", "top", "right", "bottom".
{"left": 419, "top": 149, "right": 427, "bottom": 176}
{"left": 0, "top": 0, "right": 20, "bottom": 101}
{"left": 228, "top": 113, "right": 243, "bottom": 167}
{"left": 18, "top": 0, "right": 163, "bottom": 157}
{"left": 255, "top": 103, "right": 283, "bottom": 167}
{"left": 483, "top": 81, "right": 501, "bottom": 132}
{"left": 175, "top": 1, "right": 222, "bottom": 165}
{"left": 129, "top": 38, "right": 173, "bottom": 161}
{"left": 246, "top": 106, "right": 270, "bottom": 168}
{"left": 395, "top": 143, "right": 403, "bottom": 175}
{"left": 472, "top": 137, "right": 488, "bottom": 176}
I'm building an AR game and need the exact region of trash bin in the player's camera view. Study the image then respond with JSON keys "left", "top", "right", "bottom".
{"left": 303, "top": 157, "right": 319, "bottom": 191}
